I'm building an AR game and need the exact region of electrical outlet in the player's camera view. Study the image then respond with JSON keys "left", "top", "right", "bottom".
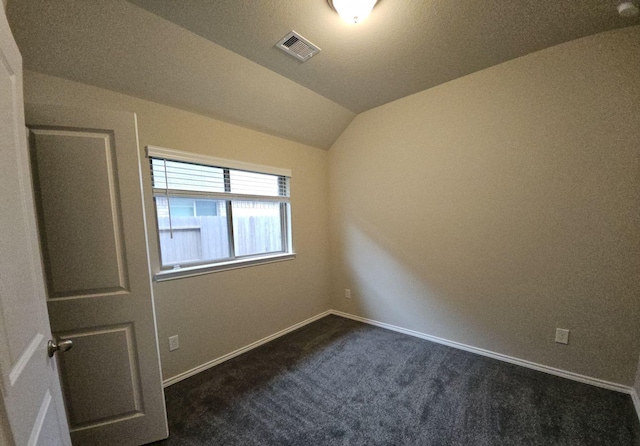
{"left": 169, "top": 335, "right": 179, "bottom": 351}
{"left": 345, "top": 288, "right": 351, "bottom": 299}
{"left": 555, "top": 328, "right": 569, "bottom": 345}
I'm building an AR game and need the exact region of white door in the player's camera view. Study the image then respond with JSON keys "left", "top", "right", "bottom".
{"left": 25, "top": 103, "right": 169, "bottom": 445}
{"left": 0, "top": 6, "right": 72, "bottom": 446}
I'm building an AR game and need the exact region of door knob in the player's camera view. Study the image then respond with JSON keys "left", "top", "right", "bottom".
{"left": 48, "top": 339, "right": 73, "bottom": 357}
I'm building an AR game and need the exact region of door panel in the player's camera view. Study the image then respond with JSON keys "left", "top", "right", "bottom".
{"left": 58, "top": 325, "right": 142, "bottom": 429}
{"left": 0, "top": 6, "right": 71, "bottom": 446}
{"left": 0, "top": 59, "right": 40, "bottom": 379}
{"left": 30, "top": 129, "right": 128, "bottom": 297}
{"left": 27, "top": 105, "right": 168, "bottom": 445}
{"left": 30, "top": 388, "right": 70, "bottom": 446}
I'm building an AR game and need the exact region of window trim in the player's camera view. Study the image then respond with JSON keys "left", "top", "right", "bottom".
{"left": 146, "top": 146, "right": 294, "bottom": 280}
{"left": 154, "top": 252, "right": 296, "bottom": 282}
{"left": 146, "top": 145, "right": 291, "bottom": 177}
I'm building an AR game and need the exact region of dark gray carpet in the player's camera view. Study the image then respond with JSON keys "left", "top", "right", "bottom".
{"left": 150, "top": 315, "right": 640, "bottom": 445}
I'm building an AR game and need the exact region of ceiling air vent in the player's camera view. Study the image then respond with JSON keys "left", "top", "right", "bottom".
{"left": 276, "top": 31, "right": 320, "bottom": 62}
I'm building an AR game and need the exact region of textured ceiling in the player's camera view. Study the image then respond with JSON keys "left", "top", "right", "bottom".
{"left": 129, "top": 0, "right": 639, "bottom": 113}
{"left": 7, "top": 1, "right": 355, "bottom": 149}
{"left": 6, "top": 0, "right": 639, "bottom": 149}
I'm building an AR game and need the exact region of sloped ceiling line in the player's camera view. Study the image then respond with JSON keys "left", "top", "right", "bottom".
{"left": 7, "top": 0, "right": 639, "bottom": 149}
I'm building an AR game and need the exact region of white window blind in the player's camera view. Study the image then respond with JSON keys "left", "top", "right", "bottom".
{"left": 149, "top": 158, "right": 290, "bottom": 200}
{"left": 146, "top": 146, "right": 293, "bottom": 278}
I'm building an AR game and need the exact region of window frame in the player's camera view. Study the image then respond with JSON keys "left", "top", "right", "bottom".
{"left": 146, "top": 146, "right": 294, "bottom": 281}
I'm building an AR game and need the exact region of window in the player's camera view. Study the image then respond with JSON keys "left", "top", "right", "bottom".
{"left": 147, "top": 146, "right": 293, "bottom": 280}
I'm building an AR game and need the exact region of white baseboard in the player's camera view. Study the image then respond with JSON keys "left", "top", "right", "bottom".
{"left": 330, "top": 310, "right": 635, "bottom": 396}
{"left": 163, "top": 310, "right": 332, "bottom": 387}
{"left": 162, "top": 307, "right": 638, "bottom": 419}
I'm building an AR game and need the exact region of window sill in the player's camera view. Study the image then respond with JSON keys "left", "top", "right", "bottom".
{"left": 153, "top": 253, "right": 296, "bottom": 282}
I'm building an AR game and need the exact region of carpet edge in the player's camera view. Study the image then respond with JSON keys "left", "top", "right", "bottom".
{"left": 163, "top": 305, "right": 637, "bottom": 415}
{"left": 163, "top": 310, "right": 332, "bottom": 387}
{"left": 329, "top": 310, "right": 634, "bottom": 396}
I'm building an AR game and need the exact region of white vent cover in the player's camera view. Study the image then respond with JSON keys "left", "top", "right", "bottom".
{"left": 276, "top": 31, "right": 320, "bottom": 62}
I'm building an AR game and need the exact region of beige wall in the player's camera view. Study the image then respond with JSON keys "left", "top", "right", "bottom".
{"left": 329, "top": 26, "right": 640, "bottom": 385}
{"left": 23, "top": 24, "right": 640, "bottom": 387}
{"left": 24, "top": 70, "right": 331, "bottom": 381}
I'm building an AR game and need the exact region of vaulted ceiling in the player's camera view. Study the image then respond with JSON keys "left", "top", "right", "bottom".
{"left": 130, "top": 0, "right": 640, "bottom": 113}
{"left": 7, "top": 1, "right": 639, "bottom": 149}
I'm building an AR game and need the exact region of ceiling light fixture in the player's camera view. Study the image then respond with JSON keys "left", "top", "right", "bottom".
{"left": 327, "top": 0, "right": 378, "bottom": 24}
{"left": 618, "top": 1, "right": 639, "bottom": 16}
